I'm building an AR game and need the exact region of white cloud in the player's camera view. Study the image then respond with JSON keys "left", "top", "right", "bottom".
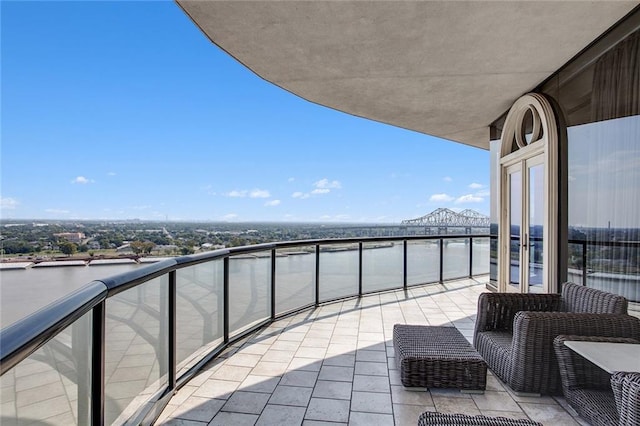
{"left": 249, "top": 189, "right": 270, "bottom": 198}
{"left": 429, "top": 193, "right": 454, "bottom": 202}
{"left": 314, "top": 178, "right": 342, "bottom": 189}
{"left": 222, "top": 213, "right": 238, "bottom": 221}
{"left": 71, "top": 176, "right": 93, "bottom": 184}
{"left": 455, "top": 194, "right": 484, "bottom": 203}
{"left": 288, "top": 177, "right": 295, "bottom": 182}
{"left": 469, "top": 182, "right": 484, "bottom": 189}
{"left": 265, "top": 199, "right": 281, "bottom": 207}
{"left": 443, "top": 176, "right": 452, "bottom": 182}
{"left": 291, "top": 192, "right": 308, "bottom": 199}
{"left": 132, "top": 205, "right": 152, "bottom": 210}
{"left": 225, "top": 189, "right": 271, "bottom": 198}
{"left": 311, "top": 188, "right": 330, "bottom": 195}
{"left": 292, "top": 178, "right": 341, "bottom": 199}
{"left": 1, "top": 197, "right": 19, "bottom": 210}
{"left": 475, "top": 189, "right": 490, "bottom": 197}
{"left": 107, "top": 172, "right": 117, "bottom": 176}
{"left": 226, "top": 190, "right": 248, "bottom": 197}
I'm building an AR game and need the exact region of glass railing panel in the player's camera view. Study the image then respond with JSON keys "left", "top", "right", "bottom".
{"left": 228, "top": 251, "right": 271, "bottom": 336}
{"left": 176, "top": 260, "right": 224, "bottom": 375}
{"left": 318, "top": 243, "right": 359, "bottom": 301}
{"left": 275, "top": 246, "right": 316, "bottom": 315}
{"left": 362, "top": 241, "right": 403, "bottom": 292}
{"left": 472, "top": 237, "right": 490, "bottom": 275}
{"left": 489, "top": 235, "right": 498, "bottom": 284}
{"left": 406, "top": 239, "right": 440, "bottom": 286}
{"left": 567, "top": 242, "right": 585, "bottom": 286}
{"left": 0, "top": 311, "right": 92, "bottom": 425}
{"left": 583, "top": 243, "right": 640, "bottom": 303}
{"left": 104, "top": 276, "right": 168, "bottom": 425}
{"left": 443, "top": 238, "right": 471, "bottom": 281}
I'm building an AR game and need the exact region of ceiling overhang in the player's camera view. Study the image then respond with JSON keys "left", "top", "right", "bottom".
{"left": 176, "top": 1, "right": 638, "bottom": 149}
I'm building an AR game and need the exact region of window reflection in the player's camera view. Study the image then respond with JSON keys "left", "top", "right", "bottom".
{"left": 509, "top": 171, "right": 522, "bottom": 288}
{"left": 528, "top": 163, "right": 544, "bottom": 291}
{"left": 488, "top": 17, "right": 639, "bottom": 302}
{"left": 567, "top": 115, "right": 640, "bottom": 302}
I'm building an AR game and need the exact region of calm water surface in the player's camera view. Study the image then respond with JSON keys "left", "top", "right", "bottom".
{"left": 0, "top": 241, "right": 489, "bottom": 329}
{"left": 0, "top": 263, "right": 144, "bottom": 328}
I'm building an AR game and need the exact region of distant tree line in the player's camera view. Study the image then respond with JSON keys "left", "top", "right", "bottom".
{"left": 0, "top": 220, "right": 430, "bottom": 257}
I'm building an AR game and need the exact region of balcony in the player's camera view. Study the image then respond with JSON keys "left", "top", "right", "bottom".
{"left": 155, "top": 279, "right": 588, "bottom": 426}
{"left": 0, "top": 235, "right": 600, "bottom": 425}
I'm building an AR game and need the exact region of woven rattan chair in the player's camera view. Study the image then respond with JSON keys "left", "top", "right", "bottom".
{"left": 611, "top": 371, "right": 640, "bottom": 425}
{"left": 417, "top": 412, "right": 542, "bottom": 425}
{"left": 553, "top": 335, "right": 639, "bottom": 425}
{"left": 473, "top": 282, "right": 640, "bottom": 395}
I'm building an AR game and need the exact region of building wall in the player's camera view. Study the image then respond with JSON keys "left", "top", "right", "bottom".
{"left": 54, "top": 232, "right": 86, "bottom": 244}
{"left": 490, "top": 11, "right": 640, "bottom": 301}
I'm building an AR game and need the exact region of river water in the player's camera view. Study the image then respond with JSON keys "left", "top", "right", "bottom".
{"left": 0, "top": 240, "right": 489, "bottom": 329}
{"left": 0, "top": 262, "right": 144, "bottom": 328}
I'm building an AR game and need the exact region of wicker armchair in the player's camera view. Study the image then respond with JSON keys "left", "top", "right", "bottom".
{"left": 473, "top": 282, "right": 640, "bottom": 395}
{"left": 417, "top": 412, "right": 542, "bottom": 425}
{"left": 553, "top": 335, "right": 639, "bottom": 425}
{"left": 611, "top": 371, "right": 640, "bottom": 425}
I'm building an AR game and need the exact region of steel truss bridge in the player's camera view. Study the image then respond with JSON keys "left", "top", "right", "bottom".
{"left": 401, "top": 208, "right": 490, "bottom": 231}
{"left": 316, "top": 209, "right": 490, "bottom": 238}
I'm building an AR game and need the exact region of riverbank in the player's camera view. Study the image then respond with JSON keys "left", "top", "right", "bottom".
{"left": 0, "top": 254, "right": 169, "bottom": 269}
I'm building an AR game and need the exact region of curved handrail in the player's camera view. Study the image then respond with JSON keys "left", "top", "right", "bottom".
{"left": 0, "top": 235, "right": 483, "bottom": 371}
{"left": 0, "top": 234, "right": 490, "bottom": 424}
{"left": 3, "top": 235, "right": 637, "bottom": 386}
{"left": 102, "top": 258, "right": 178, "bottom": 296}
{"left": 0, "top": 280, "right": 107, "bottom": 375}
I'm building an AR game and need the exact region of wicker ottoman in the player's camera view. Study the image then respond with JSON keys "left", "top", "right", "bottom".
{"left": 393, "top": 324, "right": 487, "bottom": 392}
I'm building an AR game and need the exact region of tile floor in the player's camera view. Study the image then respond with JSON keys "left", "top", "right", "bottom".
{"left": 156, "top": 278, "right": 587, "bottom": 426}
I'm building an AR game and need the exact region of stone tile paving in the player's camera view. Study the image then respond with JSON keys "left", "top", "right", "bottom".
{"left": 157, "top": 278, "right": 585, "bottom": 425}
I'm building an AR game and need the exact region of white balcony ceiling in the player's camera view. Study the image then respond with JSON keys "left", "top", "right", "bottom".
{"left": 176, "top": 1, "right": 638, "bottom": 149}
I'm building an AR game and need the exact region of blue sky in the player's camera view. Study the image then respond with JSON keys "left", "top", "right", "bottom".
{"left": 1, "top": 1, "right": 489, "bottom": 223}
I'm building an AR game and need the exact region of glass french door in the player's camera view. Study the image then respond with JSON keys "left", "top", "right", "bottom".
{"left": 498, "top": 93, "right": 561, "bottom": 295}
{"left": 503, "top": 154, "right": 546, "bottom": 293}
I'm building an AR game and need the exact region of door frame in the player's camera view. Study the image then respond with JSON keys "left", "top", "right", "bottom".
{"left": 498, "top": 93, "right": 559, "bottom": 294}
{"left": 502, "top": 151, "right": 545, "bottom": 292}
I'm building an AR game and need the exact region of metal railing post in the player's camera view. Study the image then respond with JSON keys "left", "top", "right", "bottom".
{"left": 469, "top": 237, "right": 473, "bottom": 278}
{"left": 358, "top": 242, "right": 363, "bottom": 296}
{"left": 91, "top": 301, "right": 105, "bottom": 426}
{"left": 315, "top": 244, "right": 320, "bottom": 306}
{"left": 403, "top": 240, "right": 408, "bottom": 290}
{"left": 168, "top": 271, "right": 177, "bottom": 390}
{"left": 582, "top": 242, "right": 588, "bottom": 286}
{"left": 223, "top": 257, "right": 230, "bottom": 343}
{"left": 439, "top": 238, "right": 444, "bottom": 283}
{"left": 271, "top": 248, "right": 276, "bottom": 320}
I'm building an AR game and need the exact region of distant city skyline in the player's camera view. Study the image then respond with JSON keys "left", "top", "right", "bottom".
{"left": 1, "top": 1, "right": 489, "bottom": 224}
